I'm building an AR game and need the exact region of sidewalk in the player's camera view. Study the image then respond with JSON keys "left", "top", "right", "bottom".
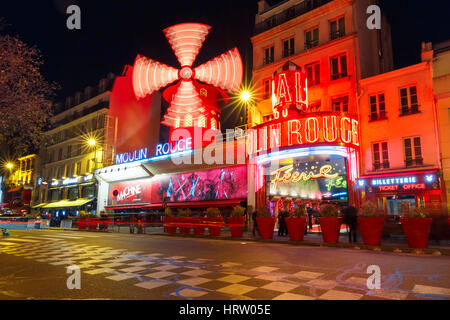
{"left": 56, "top": 223, "right": 450, "bottom": 256}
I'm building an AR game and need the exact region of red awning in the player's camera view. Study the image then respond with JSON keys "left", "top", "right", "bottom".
{"left": 167, "top": 199, "right": 244, "bottom": 208}
{"left": 143, "top": 203, "right": 164, "bottom": 209}
{"left": 104, "top": 204, "right": 149, "bottom": 210}
{"left": 7, "top": 187, "right": 22, "bottom": 192}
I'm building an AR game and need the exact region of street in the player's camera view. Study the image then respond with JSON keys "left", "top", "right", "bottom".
{"left": 0, "top": 229, "right": 449, "bottom": 300}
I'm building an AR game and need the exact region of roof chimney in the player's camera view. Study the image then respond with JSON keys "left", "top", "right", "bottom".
{"left": 421, "top": 41, "right": 433, "bottom": 62}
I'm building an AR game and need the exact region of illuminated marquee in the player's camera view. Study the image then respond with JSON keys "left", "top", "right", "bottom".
{"left": 270, "top": 164, "right": 339, "bottom": 190}
{"left": 247, "top": 112, "right": 359, "bottom": 156}
{"left": 115, "top": 148, "right": 148, "bottom": 165}
{"left": 155, "top": 137, "right": 192, "bottom": 156}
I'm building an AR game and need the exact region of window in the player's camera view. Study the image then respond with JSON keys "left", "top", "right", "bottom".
{"left": 332, "top": 96, "right": 348, "bottom": 112}
{"left": 330, "top": 54, "right": 347, "bottom": 80}
{"left": 82, "top": 185, "right": 95, "bottom": 199}
{"left": 369, "top": 94, "right": 386, "bottom": 121}
{"left": 67, "top": 145, "right": 72, "bottom": 158}
{"left": 263, "top": 79, "right": 271, "bottom": 99}
{"left": 264, "top": 46, "right": 274, "bottom": 65}
{"left": 403, "top": 137, "right": 423, "bottom": 167}
{"left": 282, "top": 38, "right": 295, "bottom": 58}
{"left": 305, "top": 28, "right": 319, "bottom": 49}
{"left": 77, "top": 144, "right": 82, "bottom": 156}
{"left": 305, "top": 62, "right": 320, "bottom": 86}
{"left": 49, "top": 189, "right": 62, "bottom": 201}
{"left": 372, "top": 142, "right": 389, "bottom": 170}
{"left": 308, "top": 102, "right": 321, "bottom": 112}
{"left": 68, "top": 187, "right": 79, "bottom": 201}
{"left": 330, "top": 16, "right": 345, "bottom": 40}
{"left": 86, "top": 160, "right": 91, "bottom": 173}
{"left": 57, "top": 148, "right": 62, "bottom": 161}
{"left": 75, "top": 162, "right": 81, "bottom": 176}
{"left": 399, "top": 86, "right": 419, "bottom": 115}
{"left": 184, "top": 114, "right": 193, "bottom": 127}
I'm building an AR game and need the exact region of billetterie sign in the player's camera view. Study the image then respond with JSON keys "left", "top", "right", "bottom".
{"left": 115, "top": 137, "right": 193, "bottom": 164}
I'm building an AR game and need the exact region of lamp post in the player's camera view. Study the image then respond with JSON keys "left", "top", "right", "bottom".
{"left": 87, "top": 138, "right": 97, "bottom": 171}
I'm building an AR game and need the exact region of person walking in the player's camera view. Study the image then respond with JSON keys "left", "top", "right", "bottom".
{"left": 252, "top": 210, "right": 259, "bottom": 236}
{"left": 342, "top": 205, "right": 358, "bottom": 243}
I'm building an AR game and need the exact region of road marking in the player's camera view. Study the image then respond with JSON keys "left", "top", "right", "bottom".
{"left": 3, "top": 237, "right": 40, "bottom": 243}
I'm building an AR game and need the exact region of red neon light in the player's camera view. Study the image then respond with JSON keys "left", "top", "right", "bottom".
{"left": 272, "top": 64, "right": 309, "bottom": 113}
{"left": 131, "top": 23, "right": 243, "bottom": 130}
{"left": 247, "top": 112, "right": 359, "bottom": 156}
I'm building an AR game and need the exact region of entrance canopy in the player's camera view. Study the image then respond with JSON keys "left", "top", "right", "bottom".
{"left": 42, "top": 198, "right": 93, "bottom": 209}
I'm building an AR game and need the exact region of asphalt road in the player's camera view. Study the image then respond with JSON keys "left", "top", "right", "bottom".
{"left": 0, "top": 229, "right": 449, "bottom": 300}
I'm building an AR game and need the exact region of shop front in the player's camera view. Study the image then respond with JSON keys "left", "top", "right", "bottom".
{"left": 356, "top": 170, "right": 443, "bottom": 216}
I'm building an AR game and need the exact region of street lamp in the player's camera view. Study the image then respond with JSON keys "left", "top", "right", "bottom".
{"left": 86, "top": 138, "right": 99, "bottom": 171}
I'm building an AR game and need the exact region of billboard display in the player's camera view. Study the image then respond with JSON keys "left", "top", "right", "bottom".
{"left": 108, "top": 165, "right": 247, "bottom": 206}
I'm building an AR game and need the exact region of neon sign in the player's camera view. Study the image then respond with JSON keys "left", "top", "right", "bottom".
{"left": 156, "top": 137, "right": 192, "bottom": 156}
{"left": 270, "top": 164, "right": 339, "bottom": 189}
{"left": 247, "top": 113, "right": 359, "bottom": 156}
{"left": 115, "top": 148, "right": 148, "bottom": 164}
{"left": 371, "top": 176, "right": 417, "bottom": 186}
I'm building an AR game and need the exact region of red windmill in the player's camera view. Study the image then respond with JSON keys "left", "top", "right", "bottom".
{"left": 132, "top": 22, "right": 243, "bottom": 146}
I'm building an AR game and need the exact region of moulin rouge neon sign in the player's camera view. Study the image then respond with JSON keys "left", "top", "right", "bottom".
{"left": 270, "top": 164, "right": 339, "bottom": 189}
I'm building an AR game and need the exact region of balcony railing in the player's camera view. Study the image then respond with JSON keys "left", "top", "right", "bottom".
{"left": 254, "top": 0, "right": 333, "bottom": 35}
{"left": 373, "top": 161, "right": 390, "bottom": 171}
{"left": 330, "top": 71, "right": 348, "bottom": 80}
{"left": 405, "top": 157, "right": 423, "bottom": 167}
{"left": 399, "top": 105, "right": 420, "bottom": 116}
{"left": 263, "top": 57, "right": 275, "bottom": 65}
{"left": 330, "top": 29, "right": 345, "bottom": 40}
{"left": 305, "top": 40, "right": 319, "bottom": 49}
{"left": 369, "top": 112, "right": 387, "bottom": 121}
{"left": 282, "top": 48, "right": 295, "bottom": 58}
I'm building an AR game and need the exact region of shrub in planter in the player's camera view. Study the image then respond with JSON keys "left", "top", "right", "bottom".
{"left": 357, "top": 201, "right": 386, "bottom": 246}
{"left": 318, "top": 204, "right": 342, "bottom": 243}
{"left": 285, "top": 206, "right": 307, "bottom": 241}
{"left": 178, "top": 209, "right": 192, "bottom": 234}
{"left": 256, "top": 207, "right": 276, "bottom": 239}
{"left": 164, "top": 207, "right": 177, "bottom": 234}
{"left": 205, "top": 207, "right": 223, "bottom": 236}
{"left": 228, "top": 206, "right": 246, "bottom": 238}
{"left": 400, "top": 203, "right": 432, "bottom": 249}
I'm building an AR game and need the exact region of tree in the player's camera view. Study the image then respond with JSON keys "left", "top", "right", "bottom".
{"left": 0, "top": 24, "right": 57, "bottom": 159}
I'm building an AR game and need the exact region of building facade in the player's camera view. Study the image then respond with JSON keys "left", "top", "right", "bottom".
{"left": 357, "top": 59, "right": 443, "bottom": 216}
{"left": 248, "top": 0, "right": 393, "bottom": 213}
{"left": 33, "top": 73, "right": 117, "bottom": 222}
{"left": 431, "top": 40, "right": 450, "bottom": 213}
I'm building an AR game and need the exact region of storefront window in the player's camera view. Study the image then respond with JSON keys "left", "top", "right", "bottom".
{"left": 68, "top": 187, "right": 79, "bottom": 200}
{"left": 82, "top": 185, "right": 95, "bottom": 199}
{"left": 265, "top": 154, "right": 348, "bottom": 201}
{"left": 49, "top": 189, "right": 62, "bottom": 201}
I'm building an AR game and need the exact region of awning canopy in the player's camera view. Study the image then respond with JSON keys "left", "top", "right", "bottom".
{"left": 42, "top": 198, "right": 93, "bottom": 209}
{"left": 167, "top": 199, "right": 244, "bottom": 208}
{"left": 32, "top": 203, "right": 48, "bottom": 209}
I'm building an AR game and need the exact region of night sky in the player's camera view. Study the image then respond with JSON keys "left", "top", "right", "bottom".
{"left": 1, "top": 0, "right": 449, "bottom": 128}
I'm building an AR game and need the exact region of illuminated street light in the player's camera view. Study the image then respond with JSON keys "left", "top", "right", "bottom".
{"left": 87, "top": 138, "right": 96, "bottom": 147}
{"left": 240, "top": 90, "right": 251, "bottom": 103}
{"left": 5, "top": 163, "right": 13, "bottom": 170}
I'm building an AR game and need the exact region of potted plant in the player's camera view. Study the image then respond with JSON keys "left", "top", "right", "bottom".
{"left": 178, "top": 208, "right": 192, "bottom": 234}
{"left": 318, "top": 204, "right": 342, "bottom": 243}
{"left": 228, "top": 206, "right": 246, "bottom": 238}
{"left": 77, "top": 211, "right": 87, "bottom": 230}
{"left": 256, "top": 207, "right": 276, "bottom": 239}
{"left": 357, "top": 201, "right": 386, "bottom": 246}
{"left": 285, "top": 206, "right": 307, "bottom": 241}
{"left": 205, "top": 207, "right": 223, "bottom": 236}
{"left": 164, "top": 207, "right": 177, "bottom": 234}
{"left": 192, "top": 211, "right": 206, "bottom": 235}
{"left": 400, "top": 202, "right": 433, "bottom": 249}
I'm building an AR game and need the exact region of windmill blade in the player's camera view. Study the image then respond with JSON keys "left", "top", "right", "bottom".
{"left": 163, "top": 23, "right": 211, "bottom": 68}
{"left": 193, "top": 47, "right": 243, "bottom": 94}
{"left": 162, "top": 80, "right": 204, "bottom": 128}
{"left": 132, "top": 55, "right": 179, "bottom": 99}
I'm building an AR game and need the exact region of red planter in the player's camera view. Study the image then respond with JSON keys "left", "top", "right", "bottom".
{"left": 77, "top": 218, "right": 87, "bottom": 230}
{"left": 179, "top": 217, "right": 192, "bottom": 234}
{"left": 358, "top": 217, "right": 385, "bottom": 246}
{"left": 400, "top": 217, "right": 433, "bottom": 249}
{"left": 205, "top": 217, "right": 223, "bottom": 236}
{"left": 256, "top": 217, "right": 276, "bottom": 239}
{"left": 318, "top": 217, "right": 342, "bottom": 243}
{"left": 87, "top": 218, "right": 97, "bottom": 231}
{"left": 285, "top": 217, "right": 307, "bottom": 241}
{"left": 228, "top": 217, "right": 246, "bottom": 238}
{"left": 164, "top": 217, "right": 178, "bottom": 234}
{"left": 193, "top": 217, "right": 206, "bottom": 235}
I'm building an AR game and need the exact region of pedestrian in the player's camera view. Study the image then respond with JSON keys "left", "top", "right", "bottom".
{"left": 252, "top": 210, "right": 259, "bottom": 236}
{"left": 342, "top": 205, "right": 358, "bottom": 243}
{"left": 129, "top": 214, "right": 136, "bottom": 234}
{"left": 278, "top": 210, "right": 288, "bottom": 236}
{"left": 307, "top": 207, "right": 314, "bottom": 231}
